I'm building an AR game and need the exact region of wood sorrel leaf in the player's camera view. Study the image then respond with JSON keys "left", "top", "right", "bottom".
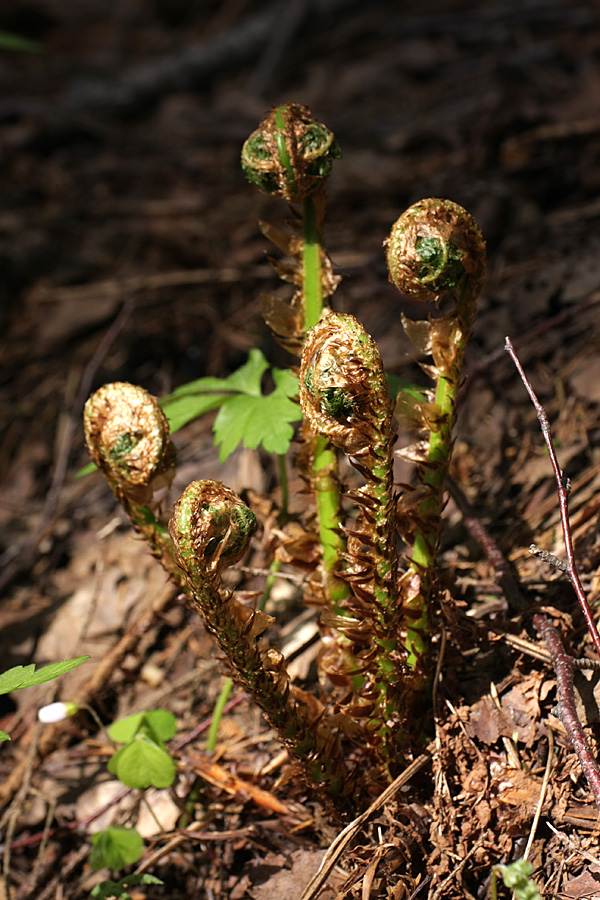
{"left": 89, "top": 826, "right": 144, "bottom": 871}
{"left": 107, "top": 736, "right": 176, "bottom": 789}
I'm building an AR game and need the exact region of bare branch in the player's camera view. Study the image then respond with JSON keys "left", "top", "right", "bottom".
{"left": 505, "top": 336, "right": 600, "bottom": 657}
{"left": 533, "top": 614, "right": 600, "bottom": 807}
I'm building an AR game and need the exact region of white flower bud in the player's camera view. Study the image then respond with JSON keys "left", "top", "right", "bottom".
{"left": 38, "top": 701, "right": 79, "bottom": 724}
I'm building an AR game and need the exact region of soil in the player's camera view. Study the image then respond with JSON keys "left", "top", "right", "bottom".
{"left": 2, "top": 1, "right": 600, "bottom": 898}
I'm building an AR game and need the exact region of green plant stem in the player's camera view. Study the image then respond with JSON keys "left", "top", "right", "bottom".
{"left": 313, "top": 437, "right": 348, "bottom": 607}
{"left": 123, "top": 500, "right": 182, "bottom": 585}
{"left": 269, "top": 107, "right": 346, "bottom": 608}
{"left": 302, "top": 196, "right": 323, "bottom": 330}
{"left": 206, "top": 678, "right": 233, "bottom": 752}
{"left": 301, "top": 197, "right": 348, "bottom": 606}
{"left": 405, "top": 279, "right": 476, "bottom": 671}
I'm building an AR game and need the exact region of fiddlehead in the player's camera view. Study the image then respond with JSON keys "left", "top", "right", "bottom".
{"left": 241, "top": 102, "right": 341, "bottom": 203}
{"left": 385, "top": 199, "right": 486, "bottom": 677}
{"left": 242, "top": 105, "right": 346, "bottom": 615}
{"left": 170, "top": 480, "right": 351, "bottom": 798}
{"left": 300, "top": 311, "right": 402, "bottom": 763}
{"left": 84, "top": 382, "right": 179, "bottom": 577}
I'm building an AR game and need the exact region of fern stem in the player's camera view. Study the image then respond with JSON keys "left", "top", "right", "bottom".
{"left": 302, "top": 196, "right": 323, "bottom": 330}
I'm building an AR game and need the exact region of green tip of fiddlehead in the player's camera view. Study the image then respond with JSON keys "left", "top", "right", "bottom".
{"left": 385, "top": 198, "right": 486, "bottom": 304}
{"left": 299, "top": 311, "right": 391, "bottom": 458}
{"left": 170, "top": 480, "right": 257, "bottom": 579}
{"left": 241, "top": 103, "right": 341, "bottom": 202}
{"left": 84, "top": 382, "right": 173, "bottom": 495}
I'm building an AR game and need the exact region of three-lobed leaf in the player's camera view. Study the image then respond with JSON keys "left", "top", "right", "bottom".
{"left": 108, "top": 710, "right": 177, "bottom": 789}
{"left": 108, "top": 736, "right": 176, "bottom": 789}
{"left": 160, "top": 348, "right": 301, "bottom": 460}
{"left": 108, "top": 709, "right": 176, "bottom": 744}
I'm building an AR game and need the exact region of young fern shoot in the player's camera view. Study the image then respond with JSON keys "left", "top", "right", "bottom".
{"left": 300, "top": 311, "right": 402, "bottom": 762}
{"left": 83, "top": 105, "right": 489, "bottom": 803}
{"left": 169, "top": 480, "right": 351, "bottom": 796}
{"left": 242, "top": 103, "right": 347, "bottom": 607}
{"left": 386, "top": 200, "right": 486, "bottom": 678}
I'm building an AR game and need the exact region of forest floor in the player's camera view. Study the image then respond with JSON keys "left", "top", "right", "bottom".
{"left": 2, "top": 1, "right": 600, "bottom": 898}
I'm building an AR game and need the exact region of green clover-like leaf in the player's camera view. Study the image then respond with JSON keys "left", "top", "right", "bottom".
{"left": 108, "top": 735, "right": 176, "bottom": 789}
{"left": 108, "top": 710, "right": 176, "bottom": 744}
{"left": 89, "top": 826, "right": 144, "bottom": 872}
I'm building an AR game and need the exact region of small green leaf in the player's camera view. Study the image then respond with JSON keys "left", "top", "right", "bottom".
{"left": 89, "top": 826, "right": 144, "bottom": 871}
{"left": 108, "top": 736, "right": 176, "bottom": 789}
{"left": 0, "top": 729, "right": 11, "bottom": 742}
{"left": 143, "top": 709, "right": 177, "bottom": 743}
{"left": 0, "top": 31, "right": 43, "bottom": 52}
{"left": 108, "top": 710, "right": 176, "bottom": 744}
{"left": 0, "top": 657, "right": 88, "bottom": 696}
{"left": 222, "top": 348, "right": 270, "bottom": 396}
{"left": 161, "top": 392, "right": 228, "bottom": 434}
{"left": 213, "top": 369, "right": 301, "bottom": 462}
{"left": 76, "top": 461, "right": 97, "bottom": 478}
{"left": 0, "top": 664, "right": 35, "bottom": 695}
{"left": 159, "top": 348, "right": 272, "bottom": 434}
{"left": 496, "top": 861, "right": 541, "bottom": 900}
{"left": 108, "top": 713, "right": 145, "bottom": 744}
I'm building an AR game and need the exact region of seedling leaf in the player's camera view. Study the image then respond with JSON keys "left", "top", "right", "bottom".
{"left": 89, "top": 826, "right": 144, "bottom": 871}
{"left": 108, "top": 713, "right": 145, "bottom": 743}
{"left": 108, "top": 710, "right": 176, "bottom": 744}
{"left": 108, "top": 736, "right": 176, "bottom": 789}
{"left": 143, "top": 709, "right": 177, "bottom": 742}
{"left": 0, "top": 729, "right": 10, "bottom": 742}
